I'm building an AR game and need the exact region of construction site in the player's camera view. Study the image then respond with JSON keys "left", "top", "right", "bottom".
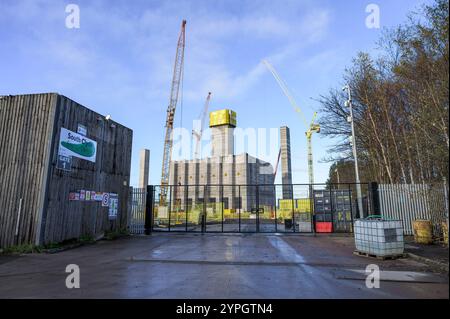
{"left": 1, "top": 0, "right": 449, "bottom": 302}
{"left": 131, "top": 20, "right": 358, "bottom": 234}
{"left": 122, "top": 19, "right": 448, "bottom": 239}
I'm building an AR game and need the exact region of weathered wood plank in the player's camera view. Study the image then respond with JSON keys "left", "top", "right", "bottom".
{"left": 1, "top": 94, "right": 132, "bottom": 248}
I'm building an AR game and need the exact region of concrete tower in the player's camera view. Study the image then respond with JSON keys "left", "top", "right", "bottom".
{"left": 280, "top": 126, "right": 292, "bottom": 199}
{"left": 139, "top": 149, "right": 150, "bottom": 188}
{"left": 209, "top": 109, "right": 236, "bottom": 157}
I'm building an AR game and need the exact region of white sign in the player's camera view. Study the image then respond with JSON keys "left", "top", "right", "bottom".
{"left": 108, "top": 193, "right": 118, "bottom": 220}
{"left": 77, "top": 124, "right": 87, "bottom": 136}
{"left": 102, "top": 193, "right": 110, "bottom": 207}
{"left": 59, "top": 128, "right": 97, "bottom": 163}
{"left": 94, "top": 192, "right": 103, "bottom": 201}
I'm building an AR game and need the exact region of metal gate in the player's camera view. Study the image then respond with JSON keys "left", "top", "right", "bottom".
{"left": 129, "top": 184, "right": 362, "bottom": 234}
{"left": 129, "top": 182, "right": 450, "bottom": 236}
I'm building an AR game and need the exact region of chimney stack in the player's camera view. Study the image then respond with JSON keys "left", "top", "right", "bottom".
{"left": 280, "top": 126, "right": 292, "bottom": 199}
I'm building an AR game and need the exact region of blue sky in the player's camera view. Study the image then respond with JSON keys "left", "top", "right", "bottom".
{"left": 0, "top": 0, "right": 433, "bottom": 186}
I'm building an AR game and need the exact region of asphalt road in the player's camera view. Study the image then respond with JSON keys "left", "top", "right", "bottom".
{"left": 0, "top": 234, "right": 448, "bottom": 298}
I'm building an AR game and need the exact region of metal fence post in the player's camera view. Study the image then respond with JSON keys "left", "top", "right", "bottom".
{"left": 274, "top": 184, "right": 277, "bottom": 232}
{"left": 310, "top": 184, "right": 315, "bottom": 234}
{"left": 290, "top": 184, "right": 295, "bottom": 233}
{"left": 256, "top": 185, "right": 259, "bottom": 232}
{"left": 127, "top": 187, "right": 133, "bottom": 234}
{"left": 238, "top": 185, "right": 241, "bottom": 232}
{"left": 185, "top": 184, "right": 188, "bottom": 232}
{"left": 203, "top": 185, "right": 206, "bottom": 233}
{"left": 348, "top": 183, "right": 355, "bottom": 221}
{"left": 348, "top": 184, "right": 355, "bottom": 232}
{"left": 221, "top": 185, "right": 224, "bottom": 232}
{"left": 368, "top": 182, "right": 380, "bottom": 216}
{"left": 144, "top": 185, "right": 154, "bottom": 235}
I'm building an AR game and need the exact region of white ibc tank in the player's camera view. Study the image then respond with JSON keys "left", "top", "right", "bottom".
{"left": 354, "top": 219, "right": 404, "bottom": 256}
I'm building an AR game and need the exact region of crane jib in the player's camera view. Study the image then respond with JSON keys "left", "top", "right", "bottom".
{"left": 262, "top": 59, "right": 320, "bottom": 185}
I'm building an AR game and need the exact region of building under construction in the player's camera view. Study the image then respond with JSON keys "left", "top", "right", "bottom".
{"left": 143, "top": 20, "right": 355, "bottom": 234}
{"left": 169, "top": 109, "right": 275, "bottom": 211}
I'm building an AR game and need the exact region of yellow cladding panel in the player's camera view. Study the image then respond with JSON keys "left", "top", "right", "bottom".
{"left": 229, "top": 110, "right": 237, "bottom": 126}
{"left": 279, "top": 199, "right": 311, "bottom": 212}
{"left": 209, "top": 109, "right": 237, "bottom": 127}
{"left": 296, "top": 199, "right": 311, "bottom": 213}
{"left": 279, "top": 199, "right": 295, "bottom": 209}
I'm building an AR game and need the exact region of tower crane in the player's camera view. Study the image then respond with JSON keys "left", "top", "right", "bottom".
{"left": 160, "top": 20, "right": 186, "bottom": 204}
{"left": 262, "top": 59, "right": 320, "bottom": 185}
{"left": 305, "top": 113, "right": 321, "bottom": 185}
{"left": 192, "top": 92, "right": 212, "bottom": 159}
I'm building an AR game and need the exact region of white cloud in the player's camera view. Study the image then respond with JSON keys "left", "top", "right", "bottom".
{"left": 1, "top": 0, "right": 331, "bottom": 108}
{"left": 182, "top": 8, "right": 331, "bottom": 100}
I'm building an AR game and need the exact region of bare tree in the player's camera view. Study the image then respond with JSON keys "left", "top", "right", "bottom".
{"left": 319, "top": 0, "right": 449, "bottom": 184}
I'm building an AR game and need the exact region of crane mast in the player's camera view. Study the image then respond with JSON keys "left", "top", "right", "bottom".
{"left": 160, "top": 20, "right": 186, "bottom": 203}
{"left": 306, "top": 112, "right": 320, "bottom": 185}
{"left": 192, "top": 92, "right": 212, "bottom": 159}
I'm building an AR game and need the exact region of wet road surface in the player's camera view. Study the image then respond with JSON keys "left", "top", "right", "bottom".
{"left": 0, "top": 234, "right": 448, "bottom": 298}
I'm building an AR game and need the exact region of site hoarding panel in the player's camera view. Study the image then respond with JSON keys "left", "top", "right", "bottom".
{"left": 0, "top": 93, "right": 133, "bottom": 248}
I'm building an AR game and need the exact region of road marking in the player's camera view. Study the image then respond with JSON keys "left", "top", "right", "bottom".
{"left": 335, "top": 269, "right": 448, "bottom": 283}
{"left": 267, "top": 236, "right": 305, "bottom": 263}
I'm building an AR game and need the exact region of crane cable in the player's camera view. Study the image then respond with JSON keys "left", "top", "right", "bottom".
{"left": 262, "top": 59, "right": 309, "bottom": 129}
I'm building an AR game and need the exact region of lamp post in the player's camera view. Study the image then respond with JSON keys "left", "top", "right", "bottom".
{"left": 343, "top": 85, "right": 364, "bottom": 217}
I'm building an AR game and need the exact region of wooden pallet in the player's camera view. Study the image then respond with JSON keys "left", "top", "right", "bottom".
{"left": 353, "top": 250, "right": 406, "bottom": 260}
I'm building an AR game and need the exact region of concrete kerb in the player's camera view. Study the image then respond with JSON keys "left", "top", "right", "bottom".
{"left": 407, "top": 252, "right": 449, "bottom": 273}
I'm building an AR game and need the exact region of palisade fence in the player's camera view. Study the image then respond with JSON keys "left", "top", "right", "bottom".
{"left": 378, "top": 183, "right": 449, "bottom": 236}
{"left": 128, "top": 187, "right": 146, "bottom": 234}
